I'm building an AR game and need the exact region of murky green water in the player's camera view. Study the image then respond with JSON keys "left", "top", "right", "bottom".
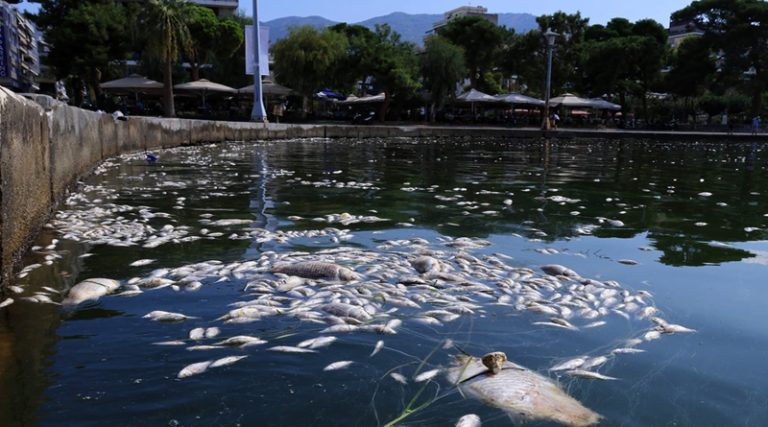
{"left": 3, "top": 138, "right": 768, "bottom": 426}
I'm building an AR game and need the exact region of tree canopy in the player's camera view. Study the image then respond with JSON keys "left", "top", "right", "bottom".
{"left": 437, "top": 16, "right": 504, "bottom": 93}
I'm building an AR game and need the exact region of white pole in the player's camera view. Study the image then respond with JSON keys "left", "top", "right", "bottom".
{"left": 251, "top": 0, "right": 267, "bottom": 122}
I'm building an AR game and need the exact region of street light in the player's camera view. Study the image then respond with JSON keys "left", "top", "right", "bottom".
{"left": 541, "top": 28, "right": 559, "bottom": 131}
{"left": 251, "top": 0, "right": 268, "bottom": 122}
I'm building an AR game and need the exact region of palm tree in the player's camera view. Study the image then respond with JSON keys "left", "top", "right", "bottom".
{"left": 144, "top": 0, "right": 193, "bottom": 117}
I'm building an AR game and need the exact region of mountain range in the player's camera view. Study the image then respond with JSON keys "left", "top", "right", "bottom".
{"left": 263, "top": 12, "right": 539, "bottom": 45}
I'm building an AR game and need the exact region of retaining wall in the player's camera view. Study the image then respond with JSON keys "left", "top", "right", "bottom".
{"left": 0, "top": 86, "right": 764, "bottom": 287}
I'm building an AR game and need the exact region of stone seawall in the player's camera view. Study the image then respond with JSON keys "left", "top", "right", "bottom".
{"left": 0, "top": 87, "right": 764, "bottom": 287}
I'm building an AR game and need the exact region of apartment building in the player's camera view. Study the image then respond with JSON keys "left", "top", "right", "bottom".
{"left": 0, "top": 0, "right": 40, "bottom": 92}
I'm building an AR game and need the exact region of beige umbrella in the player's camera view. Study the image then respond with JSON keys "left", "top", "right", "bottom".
{"left": 174, "top": 79, "right": 236, "bottom": 108}
{"left": 238, "top": 82, "right": 292, "bottom": 96}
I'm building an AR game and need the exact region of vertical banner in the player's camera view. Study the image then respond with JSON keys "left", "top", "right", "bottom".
{"left": 245, "top": 25, "right": 270, "bottom": 76}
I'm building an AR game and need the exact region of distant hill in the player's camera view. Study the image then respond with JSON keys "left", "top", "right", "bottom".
{"left": 263, "top": 12, "right": 538, "bottom": 45}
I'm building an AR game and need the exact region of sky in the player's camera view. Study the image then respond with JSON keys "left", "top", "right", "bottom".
{"left": 14, "top": 0, "right": 693, "bottom": 26}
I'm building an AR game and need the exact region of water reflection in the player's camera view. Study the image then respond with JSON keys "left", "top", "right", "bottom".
{"left": 1, "top": 138, "right": 767, "bottom": 426}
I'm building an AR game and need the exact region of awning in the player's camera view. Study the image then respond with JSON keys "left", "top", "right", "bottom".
{"left": 495, "top": 93, "right": 545, "bottom": 106}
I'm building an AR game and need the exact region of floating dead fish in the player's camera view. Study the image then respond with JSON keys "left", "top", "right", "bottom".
{"left": 0, "top": 298, "right": 14, "bottom": 309}
{"left": 210, "top": 355, "right": 248, "bottom": 369}
{"left": 321, "top": 303, "right": 372, "bottom": 322}
{"left": 273, "top": 262, "right": 360, "bottom": 281}
{"left": 178, "top": 361, "right": 212, "bottom": 379}
{"left": 204, "top": 327, "right": 221, "bottom": 338}
{"left": 215, "top": 336, "right": 267, "bottom": 347}
{"left": 550, "top": 357, "right": 586, "bottom": 372}
{"left": 611, "top": 348, "right": 645, "bottom": 355}
{"left": 268, "top": 346, "right": 318, "bottom": 354}
{"left": 455, "top": 414, "right": 482, "bottom": 427}
{"left": 566, "top": 369, "right": 618, "bottom": 381}
{"left": 297, "top": 336, "right": 337, "bottom": 349}
{"left": 541, "top": 264, "right": 579, "bottom": 278}
{"left": 189, "top": 327, "right": 205, "bottom": 340}
{"left": 187, "top": 345, "right": 225, "bottom": 351}
{"left": 390, "top": 372, "right": 408, "bottom": 385}
{"left": 63, "top": 278, "right": 121, "bottom": 306}
{"left": 414, "top": 368, "right": 441, "bottom": 383}
{"left": 143, "top": 310, "right": 196, "bottom": 322}
{"left": 130, "top": 259, "right": 156, "bottom": 267}
{"left": 153, "top": 340, "right": 187, "bottom": 346}
{"left": 323, "top": 361, "right": 354, "bottom": 371}
{"left": 661, "top": 323, "right": 697, "bottom": 334}
{"left": 370, "top": 340, "right": 384, "bottom": 357}
{"left": 448, "top": 356, "right": 600, "bottom": 427}
{"left": 617, "top": 259, "right": 638, "bottom": 265}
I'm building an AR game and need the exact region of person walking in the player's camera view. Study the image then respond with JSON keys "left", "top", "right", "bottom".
{"left": 752, "top": 115, "right": 761, "bottom": 134}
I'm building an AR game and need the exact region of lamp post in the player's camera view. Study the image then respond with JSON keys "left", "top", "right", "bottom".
{"left": 250, "top": 0, "right": 268, "bottom": 122}
{"left": 541, "top": 28, "right": 559, "bottom": 131}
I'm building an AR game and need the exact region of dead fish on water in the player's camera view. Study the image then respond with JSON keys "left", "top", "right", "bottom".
{"left": 268, "top": 346, "right": 318, "bottom": 354}
{"left": 0, "top": 298, "right": 14, "bottom": 309}
{"left": 297, "top": 336, "right": 337, "bottom": 349}
{"left": 272, "top": 262, "right": 360, "bottom": 281}
{"left": 178, "top": 361, "right": 212, "bottom": 379}
{"left": 370, "top": 340, "right": 384, "bottom": 357}
{"left": 448, "top": 355, "right": 601, "bottom": 427}
{"left": 130, "top": 259, "right": 156, "bottom": 267}
{"left": 390, "top": 372, "right": 408, "bottom": 385}
{"left": 62, "top": 278, "right": 121, "bottom": 307}
{"left": 566, "top": 369, "right": 618, "bottom": 381}
{"left": 143, "top": 310, "right": 196, "bottom": 322}
{"left": 323, "top": 361, "right": 353, "bottom": 371}
{"left": 455, "top": 414, "right": 482, "bottom": 427}
{"left": 209, "top": 355, "right": 247, "bottom": 368}
{"left": 414, "top": 368, "right": 441, "bottom": 383}
{"left": 215, "top": 336, "right": 267, "bottom": 347}
{"left": 550, "top": 357, "right": 586, "bottom": 372}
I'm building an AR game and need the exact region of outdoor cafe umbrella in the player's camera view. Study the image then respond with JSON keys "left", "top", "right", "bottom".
{"left": 548, "top": 93, "right": 596, "bottom": 108}
{"left": 100, "top": 74, "right": 163, "bottom": 103}
{"left": 238, "top": 81, "right": 293, "bottom": 96}
{"left": 589, "top": 98, "right": 622, "bottom": 111}
{"left": 456, "top": 88, "right": 498, "bottom": 115}
{"left": 174, "top": 79, "right": 236, "bottom": 108}
{"left": 495, "top": 92, "right": 545, "bottom": 107}
{"left": 341, "top": 93, "right": 386, "bottom": 104}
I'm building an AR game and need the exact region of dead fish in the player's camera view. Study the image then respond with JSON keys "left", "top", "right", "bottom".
{"left": 410, "top": 256, "right": 443, "bottom": 274}
{"left": 130, "top": 259, "right": 156, "bottom": 267}
{"left": 215, "top": 336, "right": 267, "bottom": 347}
{"left": 370, "top": 340, "right": 384, "bottom": 357}
{"left": 210, "top": 355, "right": 248, "bottom": 369}
{"left": 644, "top": 330, "right": 662, "bottom": 341}
{"left": 541, "top": 264, "right": 579, "bottom": 278}
{"left": 297, "top": 336, "right": 337, "bottom": 349}
{"left": 204, "top": 327, "right": 221, "bottom": 338}
{"left": 0, "top": 298, "right": 14, "bottom": 309}
{"left": 448, "top": 356, "right": 600, "bottom": 427}
{"left": 617, "top": 259, "right": 638, "bottom": 265}
{"left": 321, "top": 324, "right": 359, "bottom": 334}
{"left": 661, "top": 323, "right": 697, "bottom": 334}
{"left": 583, "top": 321, "right": 607, "bottom": 329}
{"left": 611, "top": 348, "right": 645, "bottom": 355}
{"left": 189, "top": 327, "right": 205, "bottom": 340}
{"left": 143, "top": 310, "right": 196, "bottom": 322}
{"left": 272, "top": 262, "right": 360, "bottom": 281}
{"left": 153, "top": 340, "right": 186, "bottom": 346}
{"left": 321, "top": 303, "right": 372, "bottom": 322}
{"left": 62, "top": 278, "right": 120, "bottom": 306}
{"left": 566, "top": 369, "right": 618, "bottom": 381}
{"left": 581, "top": 356, "right": 609, "bottom": 370}
{"left": 390, "top": 372, "right": 408, "bottom": 385}
{"left": 268, "top": 346, "right": 318, "bottom": 354}
{"left": 187, "top": 345, "right": 225, "bottom": 351}
{"left": 177, "top": 361, "right": 212, "bottom": 379}
{"left": 323, "top": 361, "right": 354, "bottom": 371}
{"left": 550, "top": 357, "right": 586, "bottom": 372}
{"left": 455, "top": 414, "right": 482, "bottom": 427}
{"left": 414, "top": 368, "right": 441, "bottom": 382}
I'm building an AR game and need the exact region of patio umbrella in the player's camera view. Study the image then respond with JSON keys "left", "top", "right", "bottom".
{"left": 100, "top": 74, "right": 163, "bottom": 92}
{"left": 548, "top": 93, "right": 595, "bottom": 108}
{"left": 495, "top": 92, "right": 545, "bottom": 107}
{"left": 174, "top": 79, "right": 236, "bottom": 108}
{"left": 457, "top": 88, "right": 498, "bottom": 116}
{"left": 342, "top": 93, "right": 386, "bottom": 104}
{"left": 100, "top": 74, "right": 163, "bottom": 104}
{"left": 590, "top": 98, "right": 622, "bottom": 111}
{"left": 238, "top": 82, "right": 293, "bottom": 96}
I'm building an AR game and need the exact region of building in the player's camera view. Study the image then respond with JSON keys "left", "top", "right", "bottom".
{"left": 432, "top": 5, "right": 499, "bottom": 31}
{"left": 0, "top": 0, "right": 40, "bottom": 92}
{"left": 190, "top": 0, "right": 238, "bottom": 17}
{"left": 668, "top": 18, "right": 704, "bottom": 50}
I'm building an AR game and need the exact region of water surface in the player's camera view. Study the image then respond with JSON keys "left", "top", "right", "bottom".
{"left": 3, "top": 138, "right": 768, "bottom": 426}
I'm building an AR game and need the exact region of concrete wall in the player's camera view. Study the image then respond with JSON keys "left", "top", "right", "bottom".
{"left": 1, "top": 86, "right": 765, "bottom": 287}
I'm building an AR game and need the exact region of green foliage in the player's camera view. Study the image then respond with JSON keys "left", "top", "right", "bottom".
{"left": 36, "top": 0, "right": 130, "bottom": 104}
{"left": 421, "top": 35, "right": 465, "bottom": 120}
{"left": 142, "top": 0, "right": 194, "bottom": 117}
{"left": 186, "top": 5, "right": 244, "bottom": 80}
{"left": 328, "top": 24, "right": 379, "bottom": 93}
{"left": 696, "top": 92, "right": 727, "bottom": 118}
{"left": 271, "top": 26, "right": 348, "bottom": 115}
{"left": 674, "top": 0, "right": 768, "bottom": 114}
{"left": 437, "top": 16, "right": 504, "bottom": 92}
{"left": 369, "top": 24, "right": 421, "bottom": 118}
{"left": 665, "top": 36, "right": 716, "bottom": 99}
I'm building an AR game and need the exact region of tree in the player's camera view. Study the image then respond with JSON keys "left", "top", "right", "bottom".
{"left": 421, "top": 35, "right": 466, "bottom": 122}
{"left": 36, "top": 0, "right": 130, "bottom": 106}
{"left": 536, "top": 12, "right": 590, "bottom": 95}
{"left": 674, "top": 0, "right": 768, "bottom": 114}
{"left": 271, "top": 26, "right": 348, "bottom": 118}
{"left": 328, "top": 23, "right": 378, "bottom": 95}
{"left": 143, "top": 0, "right": 193, "bottom": 117}
{"left": 187, "top": 6, "right": 244, "bottom": 81}
{"left": 368, "top": 24, "right": 420, "bottom": 121}
{"left": 437, "top": 16, "right": 504, "bottom": 92}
